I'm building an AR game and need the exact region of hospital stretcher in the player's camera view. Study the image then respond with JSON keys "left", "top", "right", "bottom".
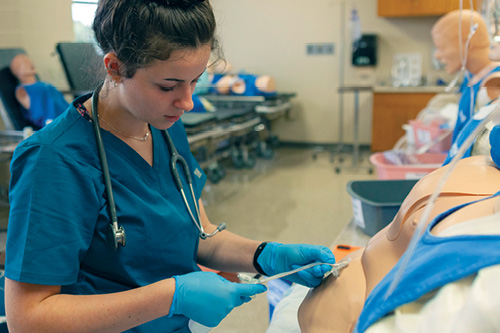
{"left": 203, "top": 93, "right": 296, "bottom": 159}
{"left": 182, "top": 105, "right": 263, "bottom": 183}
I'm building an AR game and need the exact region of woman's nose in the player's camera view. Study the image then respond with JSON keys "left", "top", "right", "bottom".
{"left": 174, "top": 85, "right": 194, "bottom": 112}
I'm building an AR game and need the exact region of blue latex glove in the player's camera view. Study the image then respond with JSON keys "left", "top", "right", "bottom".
{"left": 257, "top": 242, "right": 336, "bottom": 287}
{"left": 491, "top": 125, "right": 500, "bottom": 168}
{"left": 169, "top": 271, "right": 267, "bottom": 328}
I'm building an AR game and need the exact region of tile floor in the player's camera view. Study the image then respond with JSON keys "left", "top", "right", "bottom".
{"left": 203, "top": 146, "right": 376, "bottom": 333}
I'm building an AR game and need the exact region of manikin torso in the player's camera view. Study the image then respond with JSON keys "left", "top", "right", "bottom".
{"left": 298, "top": 156, "right": 500, "bottom": 333}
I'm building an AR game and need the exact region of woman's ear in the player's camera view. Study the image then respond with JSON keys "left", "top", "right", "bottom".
{"left": 103, "top": 53, "right": 123, "bottom": 83}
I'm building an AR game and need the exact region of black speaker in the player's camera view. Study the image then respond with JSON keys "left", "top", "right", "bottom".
{"left": 352, "top": 34, "right": 377, "bottom": 67}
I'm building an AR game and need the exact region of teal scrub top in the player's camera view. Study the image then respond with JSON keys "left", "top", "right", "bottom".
{"left": 6, "top": 94, "right": 207, "bottom": 332}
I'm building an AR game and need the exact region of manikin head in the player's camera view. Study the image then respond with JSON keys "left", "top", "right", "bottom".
{"left": 9, "top": 54, "right": 37, "bottom": 85}
{"left": 432, "top": 10, "right": 491, "bottom": 75}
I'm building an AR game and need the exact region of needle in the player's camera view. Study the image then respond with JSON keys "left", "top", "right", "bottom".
{"left": 238, "top": 258, "right": 351, "bottom": 284}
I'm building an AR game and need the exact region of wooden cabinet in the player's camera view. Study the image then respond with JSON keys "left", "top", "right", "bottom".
{"left": 371, "top": 92, "right": 437, "bottom": 152}
{"left": 378, "top": 0, "right": 482, "bottom": 17}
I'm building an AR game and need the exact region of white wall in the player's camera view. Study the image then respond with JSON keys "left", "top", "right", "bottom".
{"left": 0, "top": 0, "right": 447, "bottom": 144}
{"left": 0, "top": 0, "right": 74, "bottom": 89}
{"left": 212, "top": 0, "right": 443, "bottom": 144}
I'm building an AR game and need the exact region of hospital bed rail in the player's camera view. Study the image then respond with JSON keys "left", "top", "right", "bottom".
{"left": 182, "top": 105, "right": 263, "bottom": 183}
{"left": 202, "top": 93, "right": 296, "bottom": 159}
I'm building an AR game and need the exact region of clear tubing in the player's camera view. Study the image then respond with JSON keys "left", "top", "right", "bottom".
{"left": 384, "top": 102, "right": 500, "bottom": 299}
{"left": 445, "top": 1, "right": 477, "bottom": 93}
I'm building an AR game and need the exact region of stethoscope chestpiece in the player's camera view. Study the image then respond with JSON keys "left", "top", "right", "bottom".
{"left": 108, "top": 223, "right": 126, "bottom": 250}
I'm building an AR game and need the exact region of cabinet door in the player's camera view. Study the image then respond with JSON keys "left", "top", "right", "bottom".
{"left": 378, "top": 0, "right": 412, "bottom": 17}
{"left": 378, "top": 0, "right": 482, "bottom": 17}
{"left": 371, "top": 92, "right": 436, "bottom": 152}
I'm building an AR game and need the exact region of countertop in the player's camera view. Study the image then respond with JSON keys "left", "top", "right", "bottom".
{"left": 373, "top": 85, "right": 449, "bottom": 93}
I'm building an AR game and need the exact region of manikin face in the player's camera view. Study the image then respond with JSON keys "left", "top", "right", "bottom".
{"left": 432, "top": 30, "right": 462, "bottom": 74}
{"left": 10, "top": 54, "right": 36, "bottom": 80}
{"left": 116, "top": 45, "right": 211, "bottom": 130}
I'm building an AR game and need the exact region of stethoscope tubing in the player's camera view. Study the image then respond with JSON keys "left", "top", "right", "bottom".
{"left": 91, "top": 84, "right": 224, "bottom": 249}
{"left": 92, "top": 85, "right": 117, "bottom": 225}
{"left": 92, "top": 84, "right": 126, "bottom": 249}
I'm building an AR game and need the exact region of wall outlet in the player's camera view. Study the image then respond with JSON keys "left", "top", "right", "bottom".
{"left": 307, "top": 43, "right": 334, "bottom": 55}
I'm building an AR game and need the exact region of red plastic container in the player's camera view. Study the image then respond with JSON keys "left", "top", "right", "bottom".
{"left": 409, "top": 120, "right": 452, "bottom": 153}
{"left": 370, "top": 152, "right": 446, "bottom": 180}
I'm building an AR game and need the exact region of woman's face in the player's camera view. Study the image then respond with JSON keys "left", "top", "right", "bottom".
{"left": 118, "top": 45, "right": 211, "bottom": 130}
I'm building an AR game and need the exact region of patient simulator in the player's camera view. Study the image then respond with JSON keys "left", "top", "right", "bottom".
{"left": 9, "top": 54, "right": 68, "bottom": 128}
{"left": 298, "top": 151, "right": 500, "bottom": 332}
{"left": 264, "top": 109, "right": 500, "bottom": 331}
{"left": 432, "top": 9, "right": 500, "bottom": 164}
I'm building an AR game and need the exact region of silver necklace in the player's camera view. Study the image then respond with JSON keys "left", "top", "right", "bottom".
{"left": 98, "top": 115, "right": 150, "bottom": 142}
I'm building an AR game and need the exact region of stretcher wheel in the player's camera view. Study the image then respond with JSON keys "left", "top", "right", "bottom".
{"left": 257, "top": 144, "right": 274, "bottom": 160}
{"left": 232, "top": 151, "right": 245, "bottom": 169}
{"left": 268, "top": 135, "right": 279, "bottom": 147}
{"left": 261, "top": 148, "right": 274, "bottom": 160}
{"left": 207, "top": 165, "right": 226, "bottom": 183}
{"left": 244, "top": 154, "right": 257, "bottom": 169}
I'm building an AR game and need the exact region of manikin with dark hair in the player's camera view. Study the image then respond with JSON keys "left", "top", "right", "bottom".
{"left": 10, "top": 54, "right": 68, "bottom": 128}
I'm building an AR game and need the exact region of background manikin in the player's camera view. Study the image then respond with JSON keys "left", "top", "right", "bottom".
{"left": 432, "top": 9, "right": 500, "bottom": 145}
{"left": 9, "top": 54, "right": 68, "bottom": 128}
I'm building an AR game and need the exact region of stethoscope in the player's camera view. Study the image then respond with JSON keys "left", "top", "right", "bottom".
{"left": 91, "top": 84, "right": 226, "bottom": 250}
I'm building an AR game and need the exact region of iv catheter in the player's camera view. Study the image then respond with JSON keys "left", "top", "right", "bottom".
{"left": 91, "top": 84, "right": 226, "bottom": 250}
{"left": 238, "top": 258, "right": 351, "bottom": 284}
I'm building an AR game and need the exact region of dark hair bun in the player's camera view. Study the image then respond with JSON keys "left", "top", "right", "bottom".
{"left": 150, "top": 0, "right": 206, "bottom": 8}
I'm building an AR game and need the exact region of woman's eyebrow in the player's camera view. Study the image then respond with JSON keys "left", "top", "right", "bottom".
{"left": 163, "top": 70, "right": 206, "bottom": 83}
{"left": 163, "top": 78, "right": 185, "bottom": 82}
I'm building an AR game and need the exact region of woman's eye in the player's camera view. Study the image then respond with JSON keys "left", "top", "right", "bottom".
{"left": 159, "top": 86, "right": 174, "bottom": 92}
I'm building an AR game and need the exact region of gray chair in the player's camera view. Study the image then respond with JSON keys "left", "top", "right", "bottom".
{"left": 56, "top": 42, "right": 105, "bottom": 98}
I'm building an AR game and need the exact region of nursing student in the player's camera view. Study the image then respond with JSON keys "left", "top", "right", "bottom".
{"left": 4, "top": 0, "right": 335, "bottom": 332}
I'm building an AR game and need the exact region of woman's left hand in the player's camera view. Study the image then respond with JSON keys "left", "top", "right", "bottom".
{"left": 256, "top": 242, "right": 336, "bottom": 288}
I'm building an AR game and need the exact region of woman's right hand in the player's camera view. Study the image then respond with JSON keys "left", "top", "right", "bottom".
{"left": 169, "top": 271, "right": 267, "bottom": 327}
